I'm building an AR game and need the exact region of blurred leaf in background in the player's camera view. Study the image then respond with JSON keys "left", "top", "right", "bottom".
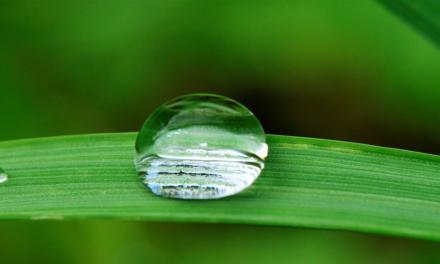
{"left": 1, "top": 0, "right": 440, "bottom": 263}
{"left": 378, "top": 0, "right": 440, "bottom": 45}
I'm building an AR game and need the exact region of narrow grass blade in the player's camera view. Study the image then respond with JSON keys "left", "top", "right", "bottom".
{"left": 0, "top": 133, "right": 439, "bottom": 241}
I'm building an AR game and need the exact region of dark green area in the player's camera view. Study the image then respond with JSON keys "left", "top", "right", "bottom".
{"left": 1, "top": 0, "right": 440, "bottom": 263}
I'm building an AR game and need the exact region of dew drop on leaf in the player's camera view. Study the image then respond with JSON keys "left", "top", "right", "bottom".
{"left": 134, "top": 93, "right": 268, "bottom": 199}
{"left": 0, "top": 168, "right": 8, "bottom": 184}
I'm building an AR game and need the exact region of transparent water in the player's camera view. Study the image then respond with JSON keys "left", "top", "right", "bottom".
{"left": 135, "top": 94, "right": 268, "bottom": 199}
{"left": 0, "top": 168, "right": 8, "bottom": 184}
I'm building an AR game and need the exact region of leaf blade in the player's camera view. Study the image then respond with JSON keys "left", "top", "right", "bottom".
{"left": 0, "top": 133, "right": 440, "bottom": 240}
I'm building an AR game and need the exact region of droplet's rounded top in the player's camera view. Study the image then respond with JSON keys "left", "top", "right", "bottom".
{"left": 135, "top": 93, "right": 268, "bottom": 199}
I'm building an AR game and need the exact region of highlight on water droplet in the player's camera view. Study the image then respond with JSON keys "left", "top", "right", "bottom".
{"left": 135, "top": 93, "right": 268, "bottom": 199}
{"left": 0, "top": 168, "right": 8, "bottom": 184}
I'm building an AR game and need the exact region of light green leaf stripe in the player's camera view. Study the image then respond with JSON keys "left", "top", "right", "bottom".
{"left": 378, "top": 0, "right": 440, "bottom": 45}
{"left": 0, "top": 133, "right": 440, "bottom": 240}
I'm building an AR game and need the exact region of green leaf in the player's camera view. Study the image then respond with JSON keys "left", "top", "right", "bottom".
{"left": 378, "top": 0, "right": 440, "bottom": 45}
{"left": 1, "top": 133, "right": 440, "bottom": 241}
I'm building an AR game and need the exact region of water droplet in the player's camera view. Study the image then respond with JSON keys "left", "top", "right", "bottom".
{"left": 135, "top": 94, "right": 268, "bottom": 199}
{"left": 0, "top": 168, "right": 8, "bottom": 184}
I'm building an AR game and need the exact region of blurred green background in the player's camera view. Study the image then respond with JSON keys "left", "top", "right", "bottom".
{"left": 1, "top": 0, "right": 440, "bottom": 263}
